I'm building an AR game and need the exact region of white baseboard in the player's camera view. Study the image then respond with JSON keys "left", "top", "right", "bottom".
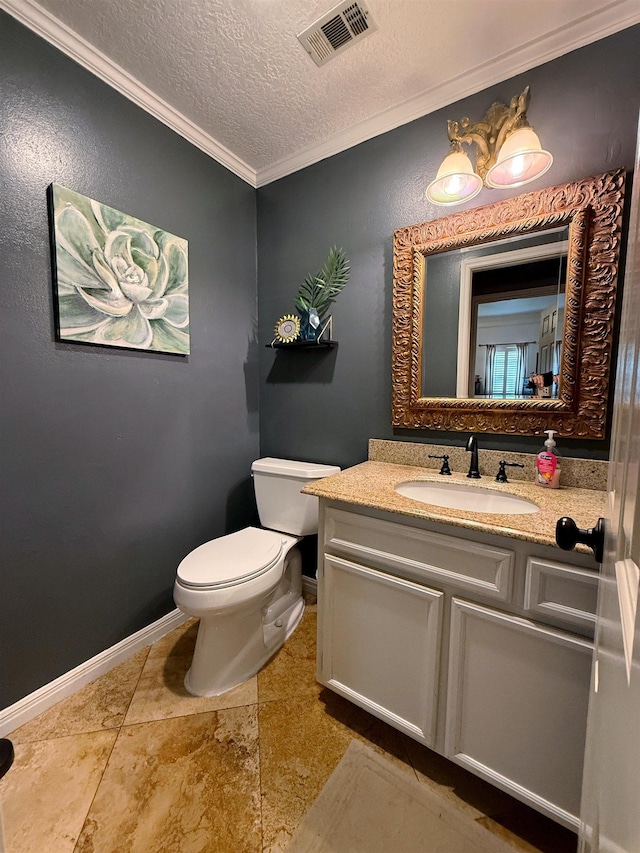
{"left": 0, "top": 608, "right": 189, "bottom": 737}
{"left": 302, "top": 575, "right": 317, "bottom": 597}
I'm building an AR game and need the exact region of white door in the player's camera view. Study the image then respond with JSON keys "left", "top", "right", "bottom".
{"left": 578, "top": 116, "right": 640, "bottom": 853}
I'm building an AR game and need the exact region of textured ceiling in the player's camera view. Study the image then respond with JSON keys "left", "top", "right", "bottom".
{"left": 4, "top": 0, "right": 640, "bottom": 184}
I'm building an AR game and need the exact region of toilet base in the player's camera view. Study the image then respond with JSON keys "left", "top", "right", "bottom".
{"left": 184, "top": 595, "right": 305, "bottom": 697}
{"left": 180, "top": 544, "right": 305, "bottom": 697}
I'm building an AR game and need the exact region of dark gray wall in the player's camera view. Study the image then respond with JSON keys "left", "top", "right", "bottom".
{"left": 2, "top": 15, "right": 639, "bottom": 710}
{"left": 257, "top": 26, "right": 640, "bottom": 469}
{"left": 0, "top": 12, "right": 259, "bottom": 707}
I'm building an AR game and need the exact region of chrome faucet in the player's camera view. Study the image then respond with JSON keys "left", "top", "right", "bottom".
{"left": 466, "top": 434, "right": 481, "bottom": 479}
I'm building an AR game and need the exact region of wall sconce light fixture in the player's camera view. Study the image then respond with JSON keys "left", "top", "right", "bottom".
{"left": 426, "top": 86, "right": 553, "bottom": 206}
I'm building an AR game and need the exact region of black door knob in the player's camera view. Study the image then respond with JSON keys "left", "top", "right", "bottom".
{"left": 555, "top": 516, "right": 605, "bottom": 564}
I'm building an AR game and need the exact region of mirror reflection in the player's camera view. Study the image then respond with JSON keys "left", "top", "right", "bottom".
{"left": 474, "top": 292, "right": 565, "bottom": 398}
{"left": 421, "top": 228, "right": 568, "bottom": 400}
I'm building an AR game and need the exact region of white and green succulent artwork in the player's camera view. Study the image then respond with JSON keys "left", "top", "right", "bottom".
{"left": 50, "top": 184, "right": 189, "bottom": 354}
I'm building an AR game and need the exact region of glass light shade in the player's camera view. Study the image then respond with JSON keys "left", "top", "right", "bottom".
{"left": 426, "top": 150, "right": 483, "bottom": 205}
{"left": 486, "top": 126, "right": 553, "bottom": 189}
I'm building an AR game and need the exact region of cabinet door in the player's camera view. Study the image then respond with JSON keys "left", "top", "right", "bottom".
{"left": 319, "top": 554, "right": 443, "bottom": 746}
{"left": 445, "top": 598, "right": 592, "bottom": 830}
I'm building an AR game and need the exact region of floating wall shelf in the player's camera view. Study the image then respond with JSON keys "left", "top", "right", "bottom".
{"left": 266, "top": 340, "right": 338, "bottom": 350}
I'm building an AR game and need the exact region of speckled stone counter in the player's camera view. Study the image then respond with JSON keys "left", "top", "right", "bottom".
{"left": 369, "top": 439, "right": 609, "bottom": 491}
{"left": 302, "top": 460, "right": 607, "bottom": 552}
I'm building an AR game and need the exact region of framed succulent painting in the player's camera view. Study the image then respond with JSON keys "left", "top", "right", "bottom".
{"left": 49, "top": 184, "right": 190, "bottom": 354}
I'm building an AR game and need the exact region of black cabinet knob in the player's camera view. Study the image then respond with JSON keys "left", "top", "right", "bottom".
{"left": 555, "top": 516, "right": 605, "bottom": 564}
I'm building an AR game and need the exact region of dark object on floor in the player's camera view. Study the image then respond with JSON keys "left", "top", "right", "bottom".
{"left": 0, "top": 739, "right": 14, "bottom": 779}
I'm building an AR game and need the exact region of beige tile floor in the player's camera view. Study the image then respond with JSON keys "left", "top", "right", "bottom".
{"left": 0, "top": 598, "right": 578, "bottom": 853}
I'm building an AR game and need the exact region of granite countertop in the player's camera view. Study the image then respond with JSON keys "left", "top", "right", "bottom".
{"left": 302, "top": 460, "right": 607, "bottom": 552}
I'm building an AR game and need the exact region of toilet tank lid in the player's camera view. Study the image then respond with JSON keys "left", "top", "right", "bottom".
{"left": 251, "top": 458, "right": 341, "bottom": 479}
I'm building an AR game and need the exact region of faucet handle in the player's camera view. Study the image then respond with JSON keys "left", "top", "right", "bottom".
{"left": 496, "top": 460, "right": 525, "bottom": 483}
{"left": 428, "top": 454, "right": 451, "bottom": 475}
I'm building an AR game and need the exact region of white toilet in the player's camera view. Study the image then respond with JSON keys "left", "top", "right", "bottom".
{"left": 173, "top": 457, "right": 340, "bottom": 697}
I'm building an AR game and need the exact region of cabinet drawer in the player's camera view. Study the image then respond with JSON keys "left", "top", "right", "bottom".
{"left": 525, "top": 557, "right": 598, "bottom": 630}
{"left": 324, "top": 507, "right": 514, "bottom": 601}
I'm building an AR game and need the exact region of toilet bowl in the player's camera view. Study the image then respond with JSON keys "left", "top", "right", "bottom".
{"left": 173, "top": 458, "right": 340, "bottom": 696}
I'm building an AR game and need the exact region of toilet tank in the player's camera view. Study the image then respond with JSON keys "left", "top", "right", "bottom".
{"left": 251, "top": 458, "right": 341, "bottom": 536}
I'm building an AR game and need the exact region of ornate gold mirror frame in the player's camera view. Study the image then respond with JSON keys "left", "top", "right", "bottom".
{"left": 392, "top": 169, "right": 626, "bottom": 438}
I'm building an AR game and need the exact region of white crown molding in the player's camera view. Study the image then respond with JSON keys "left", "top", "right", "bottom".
{"left": 0, "top": 0, "right": 258, "bottom": 187}
{"left": 255, "top": 0, "right": 640, "bottom": 186}
{"left": 0, "top": 608, "right": 188, "bottom": 736}
{"left": 2, "top": 0, "right": 639, "bottom": 189}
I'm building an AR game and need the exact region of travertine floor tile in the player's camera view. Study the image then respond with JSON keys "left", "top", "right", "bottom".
{"left": 0, "top": 730, "right": 116, "bottom": 853}
{"left": 124, "top": 631, "right": 257, "bottom": 724}
{"left": 11, "top": 650, "right": 149, "bottom": 743}
{"left": 75, "top": 706, "right": 261, "bottom": 853}
{"left": 0, "top": 599, "right": 574, "bottom": 853}
{"left": 258, "top": 611, "right": 319, "bottom": 704}
{"left": 258, "top": 689, "right": 414, "bottom": 853}
{"left": 145, "top": 618, "right": 198, "bottom": 661}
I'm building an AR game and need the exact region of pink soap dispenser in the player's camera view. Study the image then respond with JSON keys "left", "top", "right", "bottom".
{"left": 535, "top": 430, "right": 561, "bottom": 489}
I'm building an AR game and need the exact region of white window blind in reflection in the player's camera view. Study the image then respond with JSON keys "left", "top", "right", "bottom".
{"left": 492, "top": 345, "right": 519, "bottom": 397}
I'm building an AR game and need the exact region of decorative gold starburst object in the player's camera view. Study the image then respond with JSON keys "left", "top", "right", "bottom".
{"left": 274, "top": 314, "right": 300, "bottom": 343}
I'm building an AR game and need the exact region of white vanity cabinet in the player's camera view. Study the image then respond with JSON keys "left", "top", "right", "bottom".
{"left": 316, "top": 502, "right": 598, "bottom": 830}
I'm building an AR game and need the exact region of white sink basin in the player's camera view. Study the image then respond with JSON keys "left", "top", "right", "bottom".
{"left": 395, "top": 480, "right": 539, "bottom": 515}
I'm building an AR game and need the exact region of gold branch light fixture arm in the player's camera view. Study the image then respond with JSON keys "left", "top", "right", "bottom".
{"left": 426, "top": 86, "right": 553, "bottom": 206}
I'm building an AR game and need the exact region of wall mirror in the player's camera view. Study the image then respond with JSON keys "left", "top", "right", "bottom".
{"left": 392, "top": 169, "right": 625, "bottom": 438}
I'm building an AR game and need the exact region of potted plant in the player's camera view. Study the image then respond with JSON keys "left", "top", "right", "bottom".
{"left": 294, "top": 247, "right": 350, "bottom": 341}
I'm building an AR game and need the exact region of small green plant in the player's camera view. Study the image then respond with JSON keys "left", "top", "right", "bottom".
{"left": 294, "top": 247, "right": 350, "bottom": 321}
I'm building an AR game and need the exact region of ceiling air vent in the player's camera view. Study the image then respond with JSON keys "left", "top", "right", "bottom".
{"left": 297, "top": 2, "right": 377, "bottom": 67}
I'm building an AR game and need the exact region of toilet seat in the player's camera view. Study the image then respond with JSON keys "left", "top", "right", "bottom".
{"left": 176, "top": 527, "right": 284, "bottom": 590}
